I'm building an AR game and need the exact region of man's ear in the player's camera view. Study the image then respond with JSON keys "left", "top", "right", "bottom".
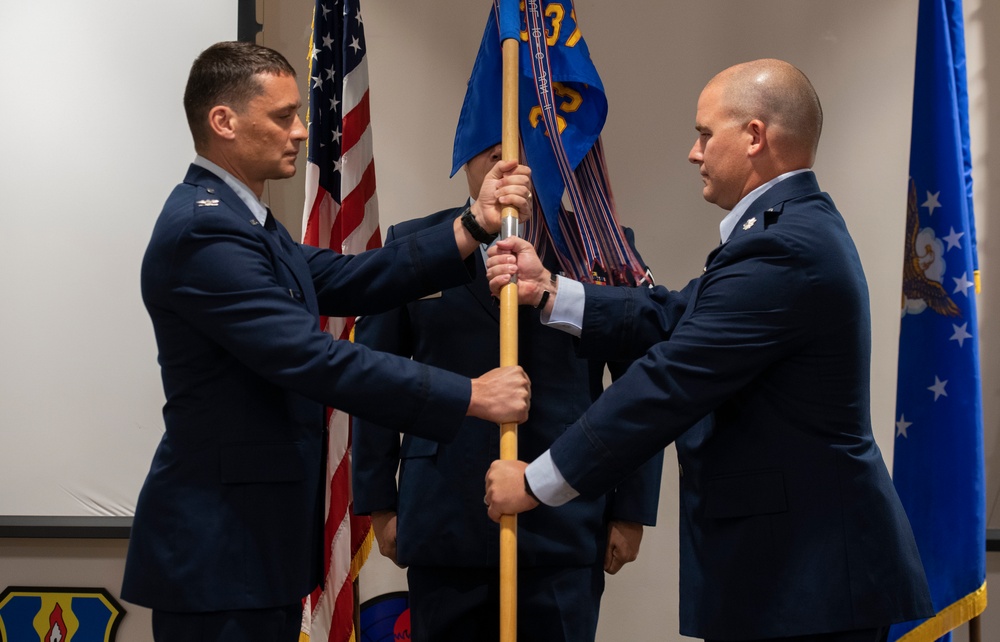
{"left": 208, "top": 105, "right": 238, "bottom": 141}
{"left": 746, "top": 118, "right": 767, "bottom": 157}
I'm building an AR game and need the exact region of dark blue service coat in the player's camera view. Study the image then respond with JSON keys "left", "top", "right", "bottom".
{"left": 353, "top": 207, "right": 663, "bottom": 569}
{"left": 547, "top": 172, "right": 933, "bottom": 640}
{"left": 123, "top": 165, "right": 476, "bottom": 612}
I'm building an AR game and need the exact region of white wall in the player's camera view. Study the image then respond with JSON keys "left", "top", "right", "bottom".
{"left": 2, "top": 1, "right": 998, "bottom": 641}
{"left": 0, "top": 0, "right": 238, "bottom": 516}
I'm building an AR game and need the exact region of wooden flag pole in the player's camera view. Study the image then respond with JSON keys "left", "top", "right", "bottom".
{"left": 499, "top": 32, "right": 520, "bottom": 642}
{"left": 970, "top": 615, "right": 981, "bottom": 642}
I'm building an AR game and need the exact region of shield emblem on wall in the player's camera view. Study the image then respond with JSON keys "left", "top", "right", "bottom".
{"left": 0, "top": 587, "right": 125, "bottom": 642}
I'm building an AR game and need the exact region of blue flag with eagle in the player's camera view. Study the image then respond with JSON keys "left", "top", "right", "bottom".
{"left": 889, "top": 0, "right": 986, "bottom": 640}
{"left": 452, "top": 0, "right": 647, "bottom": 286}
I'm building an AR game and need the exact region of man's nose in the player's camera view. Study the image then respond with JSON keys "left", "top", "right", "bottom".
{"left": 688, "top": 140, "right": 702, "bottom": 164}
{"left": 293, "top": 115, "right": 308, "bottom": 141}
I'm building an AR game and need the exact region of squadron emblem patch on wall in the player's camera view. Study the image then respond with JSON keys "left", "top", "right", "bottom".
{"left": 0, "top": 587, "right": 125, "bottom": 642}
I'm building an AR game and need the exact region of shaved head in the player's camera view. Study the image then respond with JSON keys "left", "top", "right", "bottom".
{"left": 710, "top": 59, "right": 823, "bottom": 160}
{"left": 688, "top": 59, "right": 824, "bottom": 209}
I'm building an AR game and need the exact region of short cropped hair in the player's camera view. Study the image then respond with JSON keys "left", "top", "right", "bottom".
{"left": 183, "top": 41, "right": 296, "bottom": 148}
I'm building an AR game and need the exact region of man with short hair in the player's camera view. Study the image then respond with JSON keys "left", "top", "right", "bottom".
{"left": 353, "top": 142, "right": 663, "bottom": 642}
{"left": 121, "top": 41, "right": 533, "bottom": 642}
{"left": 483, "top": 58, "right": 933, "bottom": 642}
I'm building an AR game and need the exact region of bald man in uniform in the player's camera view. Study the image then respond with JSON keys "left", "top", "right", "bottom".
{"left": 482, "top": 59, "right": 933, "bottom": 642}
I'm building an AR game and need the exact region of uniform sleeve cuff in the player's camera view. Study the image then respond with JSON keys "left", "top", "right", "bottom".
{"left": 525, "top": 451, "right": 580, "bottom": 506}
{"left": 541, "top": 276, "right": 584, "bottom": 337}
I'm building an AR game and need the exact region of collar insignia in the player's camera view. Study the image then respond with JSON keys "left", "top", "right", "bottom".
{"left": 742, "top": 217, "right": 757, "bottom": 231}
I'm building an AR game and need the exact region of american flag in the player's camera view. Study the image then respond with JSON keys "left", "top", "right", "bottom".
{"left": 300, "top": 1, "right": 378, "bottom": 641}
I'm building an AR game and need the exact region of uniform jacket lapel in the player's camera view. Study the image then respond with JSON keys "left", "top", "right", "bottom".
{"left": 466, "top": 247, "right": 500, "bottom": 323}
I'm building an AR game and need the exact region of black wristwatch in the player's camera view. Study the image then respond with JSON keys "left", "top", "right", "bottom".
{"left": 460, "top": 205, "right": 498, "bottom": 244}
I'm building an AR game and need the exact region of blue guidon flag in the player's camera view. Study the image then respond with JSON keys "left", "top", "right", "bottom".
{"left": 0, "top": 586, "right": 125, "bottom": 642}
{"left": 452, "top": 0, "right": 648, "bottom": 286}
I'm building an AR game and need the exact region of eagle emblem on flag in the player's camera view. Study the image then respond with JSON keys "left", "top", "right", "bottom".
{"left": 901, "top": 178, "right": 961, "bottom": 319}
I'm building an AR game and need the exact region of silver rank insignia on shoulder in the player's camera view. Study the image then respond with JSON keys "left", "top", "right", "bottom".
{"left": 196, "top": 199, "right": 220, "bottom": 207}
{"left": 742, "top": 217, "right": 757, "bottom": 231}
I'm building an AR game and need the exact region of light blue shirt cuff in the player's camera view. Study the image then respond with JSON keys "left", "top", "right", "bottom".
{"left": 526, "top": 451, "right": 579, "bottom": 507}
{"left": 542, "top": 276, "right": 584, "bottom": 337}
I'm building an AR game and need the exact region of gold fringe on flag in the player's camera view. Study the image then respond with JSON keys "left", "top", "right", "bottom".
{"left": 351, "top": 526, "right": 374, "bottom": 581}
{"left": 896, "top": 582, "right": 987, "bottom": 642}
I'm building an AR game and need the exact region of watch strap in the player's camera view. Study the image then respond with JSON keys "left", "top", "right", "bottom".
{"left": 460, "top": 206, "right": 498, "bottom": 244}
